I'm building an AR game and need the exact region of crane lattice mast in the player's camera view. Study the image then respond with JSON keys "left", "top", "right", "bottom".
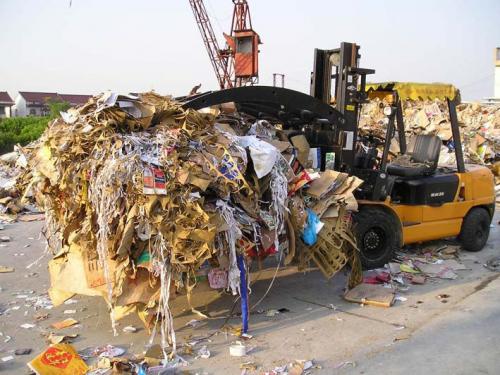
{"left": 188, "top": 0, "right": 233, "bottom": 89}
{"left": 189, "top": 0, "right": 260, "bottom": 90}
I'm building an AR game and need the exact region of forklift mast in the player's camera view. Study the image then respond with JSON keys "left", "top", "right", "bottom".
{"left": 310, "top": 42, "right": 374, "bottom": 168}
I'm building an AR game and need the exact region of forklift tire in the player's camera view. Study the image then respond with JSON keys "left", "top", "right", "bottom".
{"left": 459, "top": 207, "right": 491, "bottom": 252}
{"left": 354, "top": 207, "right": 401, "bottom": 269}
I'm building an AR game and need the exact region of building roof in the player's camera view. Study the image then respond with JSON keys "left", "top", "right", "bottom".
{"left": 18, "top": 91, "right": 60, "bottom": 105}
{"left": 18, "top": 92, "right": 92, "bottom": 106}
{"left": 0, "top": 91, "right": 14, "bottom": 105}
{"left": 59, "top": 94, "right": 92, "bottom": 105}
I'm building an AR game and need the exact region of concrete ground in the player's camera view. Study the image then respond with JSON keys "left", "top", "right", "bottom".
{"left": 0, "top": 213, "right": 498, "bottom": 374}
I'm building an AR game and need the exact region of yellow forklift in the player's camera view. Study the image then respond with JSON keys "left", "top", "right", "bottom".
{"left": 352, "top": 81, "right": 495, "bottom": 267}
{"left": 183, "top": 42, "right": 496, "bottom": 269}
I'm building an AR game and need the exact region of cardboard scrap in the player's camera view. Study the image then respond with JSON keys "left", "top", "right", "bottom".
{"left": 441, "top": 259, "right": 468, "bottom": 271}
{"left": 51, "top": 318, "right": 79, "bottom": 330}
{"left": 0, "top": 266, "right": 14, "bottom": 273}
{"left": 306, "top": 170, "right": 343, "bottom": 199}
{"left": 28, "top": 344, "right": 88, "bottom": 375}
{"left": 290, "top": 135, "right": 310, "bottom": 167}
{"left": 48, "top": 333, "right": 79, "bottom": 345}
{"left": 410, "top": 275, "right": 426, "bottom": 284}
{"left": 416, "top": 262, "right": 458, "bottom": 279}
{"left": 344, "top": 283, "right": 395, "bottom": 307}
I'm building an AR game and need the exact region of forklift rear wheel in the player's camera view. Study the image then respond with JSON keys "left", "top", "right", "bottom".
{"left": 354, "top": 207, "right": 401, "bottom": 269}
{"left": 459, "top": 207, "right": 491, "bottom": 252}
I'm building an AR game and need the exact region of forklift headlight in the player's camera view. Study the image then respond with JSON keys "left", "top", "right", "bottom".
{"left": 383, "top": 106, "right": 393, "bottom": 116}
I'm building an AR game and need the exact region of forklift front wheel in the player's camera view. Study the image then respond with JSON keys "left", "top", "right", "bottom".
{"left": 459, "top": 207, "right": 491, "bottom": 252}
{"left": 354, "top": 207, "right": 401, "bottom": 269}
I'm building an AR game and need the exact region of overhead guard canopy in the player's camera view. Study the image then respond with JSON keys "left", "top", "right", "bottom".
{"left": 182, "top": 86, "right": 345, "bottom": 128}
{"left": 365, "top": 82, "right": 459, "bottom": 101}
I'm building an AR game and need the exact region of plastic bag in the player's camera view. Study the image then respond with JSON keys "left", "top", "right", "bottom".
{"left": 301, "top": 209, "right": 322, "bottom": 246}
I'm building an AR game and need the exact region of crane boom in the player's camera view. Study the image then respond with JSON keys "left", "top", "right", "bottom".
{"left": 189, "top": 0, "right": 233, "bottom": 89}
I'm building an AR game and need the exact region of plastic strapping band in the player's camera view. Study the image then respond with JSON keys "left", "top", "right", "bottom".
{"left": 237, "top": 254, "right": 249, "bottom": 333}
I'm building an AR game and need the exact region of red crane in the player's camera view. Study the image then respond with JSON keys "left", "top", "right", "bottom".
{"left": 189, "top": 0, "right": 260, "bottom": 89}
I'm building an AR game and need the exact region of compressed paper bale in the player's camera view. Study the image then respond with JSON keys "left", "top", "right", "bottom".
{"left": 18, "top": 90, "right": 363, "bottom": 356}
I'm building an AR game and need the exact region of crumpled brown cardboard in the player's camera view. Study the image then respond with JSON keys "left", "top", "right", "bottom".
{"left": 20, "top": 91, "right": 363, "bottom": 357}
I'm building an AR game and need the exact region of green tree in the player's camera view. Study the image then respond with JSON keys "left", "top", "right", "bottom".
{"left": 47, "top": 98, "right": 70, "bottom": 119}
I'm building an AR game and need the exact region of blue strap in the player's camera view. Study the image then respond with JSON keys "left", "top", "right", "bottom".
{"left": 237, "top": 254, "right": 249, "bottom": 333}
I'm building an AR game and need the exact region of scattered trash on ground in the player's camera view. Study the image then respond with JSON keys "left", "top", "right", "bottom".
{"left": 334, "top": 361, "right": 356, "bottom": 369}
{"left": 437, "top": 294, "right": 451, "bottom": 303}
{"left": 230, "top": 342, "right": 247, "bottom": 357}
{"left": 123, "top": 325, "right": 138, "bottom": 333}
{"left": 196, "top": 345, "right": 211, "bottom": 359}
{"left": 185, "top": 319, "right": 204, "bottom": 328}
{"left": 344, "top": 283, "right": 395, "bottom": 307}
{"left": 484, "top": 256, "right": 500, "bottom": 272}
{"left": 51, "top": 318, "right": 79, "bottom": 329}
{"left": 48, "top": 333, "right": 79, "bottom": 345}
{"left": 240, "top": 361, "right": 258, "bottom": 371}
{"left": 0, "top": 332, "right": 12, "bottom": 343}
{"left": 95, "top": 345, "right": 126, "bottom": 358}
{"left": 14, "top": 348, "right": 32, "bottom": 355}
{"left": 262, "top": 359, "right": 318, "bottom": 375}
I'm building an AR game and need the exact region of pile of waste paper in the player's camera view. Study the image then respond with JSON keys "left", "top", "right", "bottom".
{"left": 0, "top": 146, "right": 40, "bottom": 221}
{"left": 359, "top": 99, "right": 500, "bottom": 176}
{"left": 19, "top": 91, "right": 362, "bottom": 355}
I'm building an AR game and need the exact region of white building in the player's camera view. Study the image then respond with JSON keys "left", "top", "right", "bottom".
{"left": 13, "top": 92, "right": 59, "bottom": 117}
{"left": 13, "top": 92, "right": 92, "bottom": 117}
{"left": 0, "top": 92, "right": 14, "bottom": 118}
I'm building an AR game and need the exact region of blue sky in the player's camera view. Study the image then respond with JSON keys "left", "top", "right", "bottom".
{"left": 1, "top": 0, "right": 499, "bottom": 100}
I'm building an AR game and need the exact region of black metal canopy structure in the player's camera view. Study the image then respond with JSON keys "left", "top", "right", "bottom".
{"left": 182, "top": 86, "right": 345, "bottom": 129}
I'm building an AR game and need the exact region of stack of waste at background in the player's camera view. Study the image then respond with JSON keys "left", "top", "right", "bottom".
{"left": 0, "top": 146, "right": 37, "bottom": 221}
{"left": 359, "top": 99, "right": 500, "bottom": 199}
{"left": 19, "top": 91, "right": 362, "bottom": 357}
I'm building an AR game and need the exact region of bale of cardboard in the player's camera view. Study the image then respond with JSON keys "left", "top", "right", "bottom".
{"left": 19, "top": 92, "right": 362, "bottom": 354}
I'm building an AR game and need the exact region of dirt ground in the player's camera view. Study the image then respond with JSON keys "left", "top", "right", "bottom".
{"left": 0, "top": 213, "right": 499, "bottom": 374}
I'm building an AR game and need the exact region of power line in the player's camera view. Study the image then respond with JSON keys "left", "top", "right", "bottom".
{"left": 205, "top": 0, "right": 225, "bottom": 36}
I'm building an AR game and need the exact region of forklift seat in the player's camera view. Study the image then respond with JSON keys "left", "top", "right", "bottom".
{"left": 387, "top": 135, "right": 441, "bottom": 177}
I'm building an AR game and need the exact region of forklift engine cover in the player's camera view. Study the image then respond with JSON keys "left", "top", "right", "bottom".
{"left": 392, "top": 174, "right": 459, "bottom": 206}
